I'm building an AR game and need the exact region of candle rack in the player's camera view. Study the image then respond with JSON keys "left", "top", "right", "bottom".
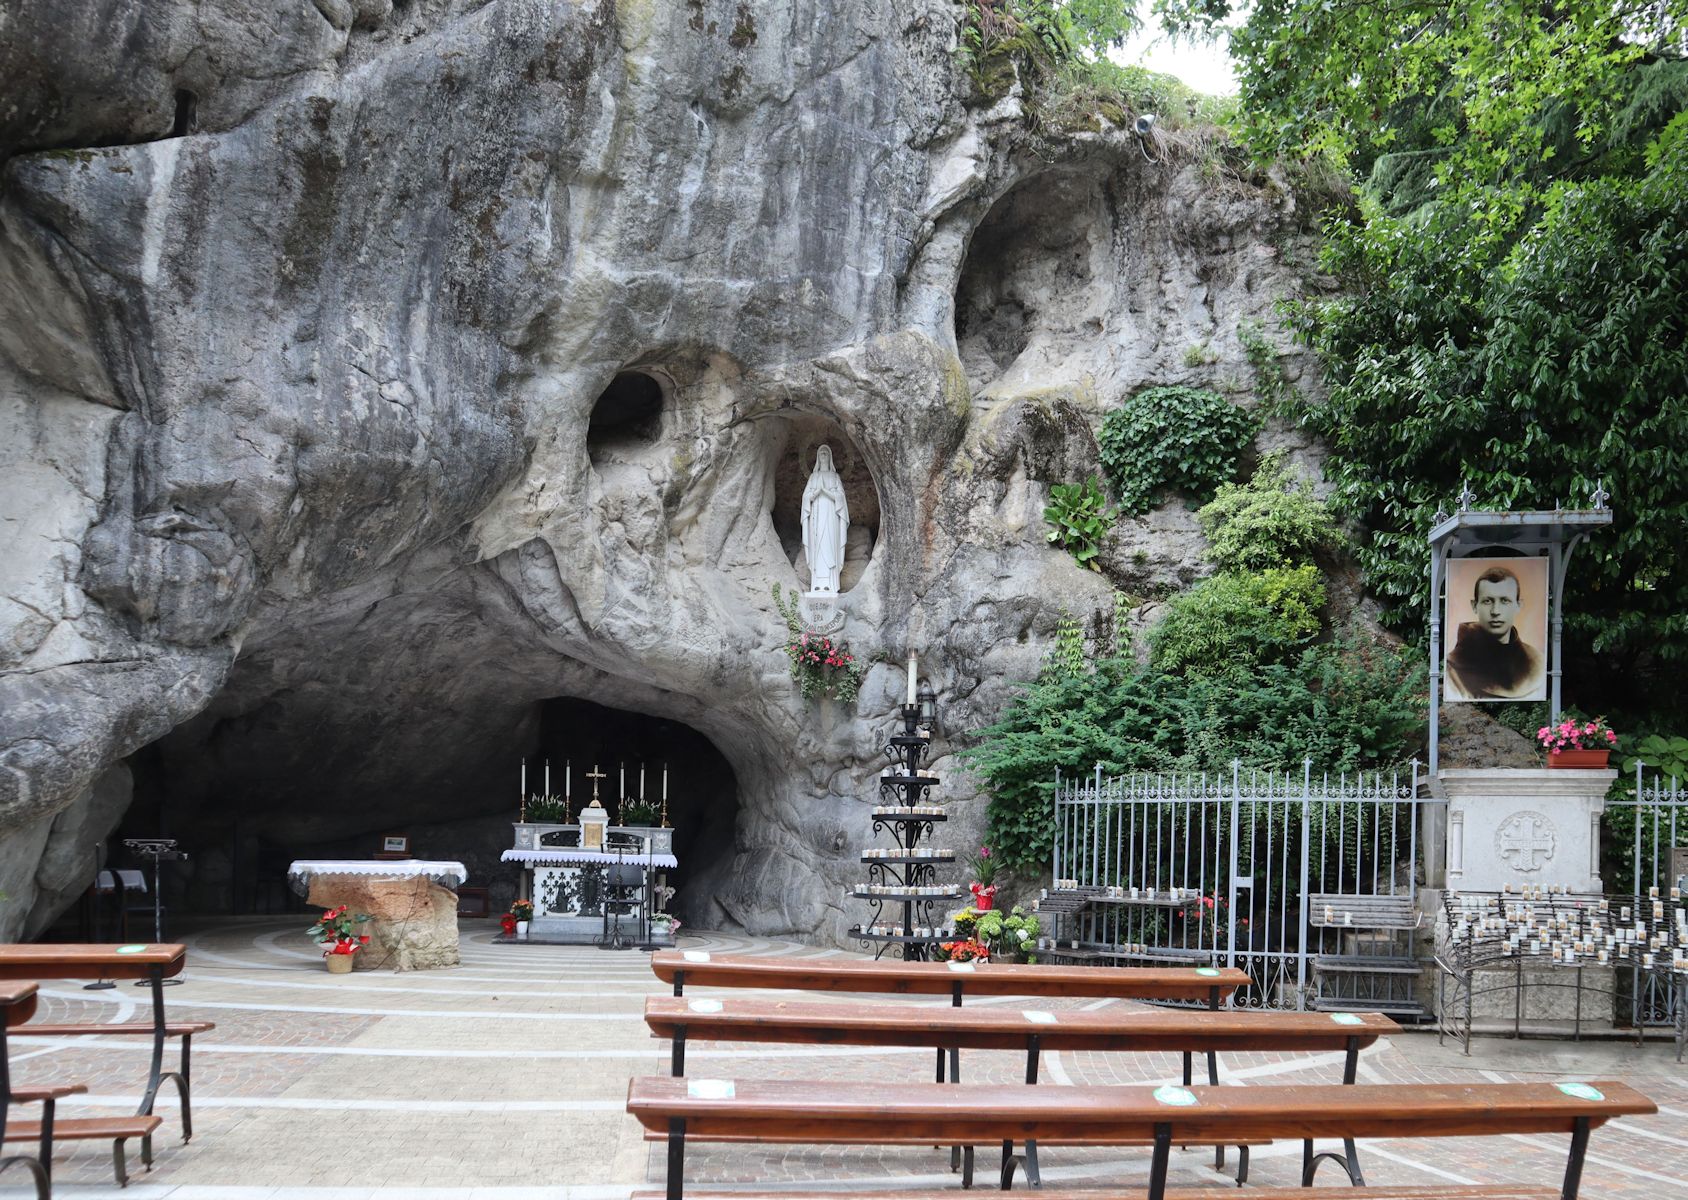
{"left": 850, "top": 705, "right": 960, "bottom": 961}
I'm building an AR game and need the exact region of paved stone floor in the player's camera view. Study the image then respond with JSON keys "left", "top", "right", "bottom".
{"left": 3, "top": 917, "right": 1684, "bottom": 1198}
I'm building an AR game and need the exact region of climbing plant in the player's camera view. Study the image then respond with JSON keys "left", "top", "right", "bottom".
{"left": 1097, "top": 386, "right": 1258, "bottom": 515}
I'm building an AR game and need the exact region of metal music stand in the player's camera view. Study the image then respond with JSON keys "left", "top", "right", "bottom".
{"left": 84, "top": 844, "right": 116, "bottom": 990}
{"left": 636, "top": 833, "right": 661, "bottom": 952}
{"left": 597, "top": 851, "right": 641, "bottom": 951}
{"left": 124, "top": 839, "right": 188, "bottom": 986}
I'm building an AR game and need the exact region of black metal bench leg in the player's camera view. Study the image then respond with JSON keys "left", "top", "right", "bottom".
{"left": 1562, "top": 1116, "right": 1590, "bottom": 1200}
{"left": 1001, "top": 1140, "right": 1015, "bottom": 1190}
{"left": 36, "top": 1097, "right": 54, "bottom": 1183}
{"left": 1148, "top": 1123, "right": 1172, "bottom": 1200}
{"left": 961, "top": 1145, "right": 974, "bottom": 1189}
{"left": 1235, "top": 1145, "right": 1250, "bottom": 1186}
{"left": 671, "top": 1027, "right": 687, "bottom": 1077}
{"left": 1206, "top": 1049, "right": 1223, "bottom": 1170}
{"left": 0, "top": 1156, "right": 50, "bottom": 1200}
{"left": 112, "top": 1136, "right": 128, "bottom": 1188}
{"left": 667, "top": 1117, "right": 686, "bottom": 1200}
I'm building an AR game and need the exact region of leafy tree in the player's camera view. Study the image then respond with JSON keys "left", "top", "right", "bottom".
{"left": 1155, "top": 0, "right": 1688, "bottom": 723}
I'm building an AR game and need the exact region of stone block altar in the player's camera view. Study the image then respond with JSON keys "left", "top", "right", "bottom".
{"left": 288, "top": 860, "right": 466, "bottom": 971}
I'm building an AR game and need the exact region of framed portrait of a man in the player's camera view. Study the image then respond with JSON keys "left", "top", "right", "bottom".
{"left": 1444, "top": 556, "right": 1548, "bottom": 702}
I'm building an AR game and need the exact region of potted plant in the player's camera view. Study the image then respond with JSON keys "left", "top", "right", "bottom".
{"left": 510, "top": 898, "right": 534, "bottom": 939}
{"left": 621, "top": 801, "right": 660, "bottom": 827}
{"left": 651, "top": 913, "right": 680, "bottom": 942}
{"left": 967, "top": 845, "right": 999, "bottom": 911}
{"left": 936, "top": 937, "right": 990, "bottom": 963}
{"left": 974, "top": 905, "right": 1041, "bottom": 963}
{"left": 1538, "top": 715, "right": 1618, "bottom": 768}
{"left": 307, "top": 905, "right": 371, "bottom": 973}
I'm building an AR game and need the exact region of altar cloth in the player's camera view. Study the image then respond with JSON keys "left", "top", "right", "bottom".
{"left": 501, "top": 848, "right": 678, "bottom": 869}
{"left": 287, "top": 859, "right": 467, "bottom": 897}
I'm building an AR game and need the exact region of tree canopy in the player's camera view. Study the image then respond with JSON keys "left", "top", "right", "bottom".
{"left": 1156, "top": 0, "right": 1688, "bottom": 727}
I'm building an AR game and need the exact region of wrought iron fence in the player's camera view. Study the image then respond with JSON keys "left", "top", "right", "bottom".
{"left": 1053, "top": 761, "right": 1432, "bottom": 1011}
{"left": 1607, "top": 766, "right": 1687, "bottom": 1031}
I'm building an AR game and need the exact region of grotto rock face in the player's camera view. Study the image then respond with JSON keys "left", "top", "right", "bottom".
{"left": 0, "top": 0, "right": 1330, "bottom": 942}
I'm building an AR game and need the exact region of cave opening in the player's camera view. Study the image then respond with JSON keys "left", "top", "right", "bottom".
{"left": 587, "top": 369, "right": 666, "bottom": 459}
{"left": 531, "top": 697, "right": 739, "bottom": 926}
{"left": 103, "top": 695, "right": 738, "bottom": 931}
{"left": 954, "top": 169, "right": 1104, "bottom": 393}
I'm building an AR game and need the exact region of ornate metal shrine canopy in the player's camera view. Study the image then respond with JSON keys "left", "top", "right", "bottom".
{"left": 1427, "top": 484, "right": 1613, "bottom": 772}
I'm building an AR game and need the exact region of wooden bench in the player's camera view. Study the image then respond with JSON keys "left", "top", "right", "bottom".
{"left": 0, "top": 944, "right": 188, "bottom": 1187}
{"left": 646, "top": 997, "right": 1398, "bottom": 1186}
{"left": 650, "top": 950, "right": 1249, "bottom": 1006}
{"left": 4, "top": 981, "right": 55, "bottom": 1200}
{"left": 626, "top": 1077, "right": 1656, "bottom": 1200}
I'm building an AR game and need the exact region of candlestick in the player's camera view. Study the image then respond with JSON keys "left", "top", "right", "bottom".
{"left": 907, "top": 650, "right": 917, "bottom": 705}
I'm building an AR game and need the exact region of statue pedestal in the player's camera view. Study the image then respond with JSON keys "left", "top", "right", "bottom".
{"left": 1440, "top": 768, "right": 1612, "bottom": 894}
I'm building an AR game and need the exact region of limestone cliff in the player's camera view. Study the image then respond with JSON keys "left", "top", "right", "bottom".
{"left": 0, "top": 0, "right": 1327, "bottom": 940}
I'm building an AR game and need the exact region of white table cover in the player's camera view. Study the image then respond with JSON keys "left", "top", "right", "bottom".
{"left": 501, "top": 848, "right": 678, "bottom": 869}
{"left": 287, "top": 859, "right": 468, "bottom": 894}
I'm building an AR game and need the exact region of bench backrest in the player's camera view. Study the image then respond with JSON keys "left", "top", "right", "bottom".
{"left": 626, "top": 1077, "right": 1654, "bottom": 1144}
{"left": 649, "top": 950, "right": 1248, "bottom": 1001}
{"left": 644, "top": 997, "right": 1397, "bottom": 1052}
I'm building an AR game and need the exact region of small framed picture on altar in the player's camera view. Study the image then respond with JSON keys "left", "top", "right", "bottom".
{"left": 381, "top": 835, "right": 409, "bottom": 854}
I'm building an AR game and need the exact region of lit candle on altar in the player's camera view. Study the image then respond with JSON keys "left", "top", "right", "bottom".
{"left": 907, "top": 650, "right": 917, "bottom": 705}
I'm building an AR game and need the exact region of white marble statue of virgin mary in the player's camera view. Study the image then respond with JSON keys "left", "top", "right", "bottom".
{"left": 801, "top": 444, "right": 850, "bottom": 595}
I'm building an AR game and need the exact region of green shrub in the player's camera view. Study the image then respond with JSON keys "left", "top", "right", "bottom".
{"left": 1043, "top": 476, "right": 1115, "bottom": 571}
{"left": 1197, "top": 455, "right": 1342, "bottom": 573}
{"left": 1097, "top": 386, "right": 1258, "bottom": 515}
{"left": 1148, "top": 565, "right": 1325, "bottom": 677}
{"left": 963, "top": 630, "right": 1424, "bottom": 873}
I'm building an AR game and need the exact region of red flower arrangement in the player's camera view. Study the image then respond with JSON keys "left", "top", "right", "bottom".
{"left": 306, "top": 905, "right": 372, "bottom": 957}
{"left": 500, "top": 913, "right": 518, "bottom": 937}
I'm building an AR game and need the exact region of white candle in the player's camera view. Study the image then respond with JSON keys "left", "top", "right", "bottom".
{"left": 640, "top": 763, "right": 646, "bottom": 799}
{"left": 907, "top": 651, "right": 917, "bottom": 705}
{"left": 663, "top": 765, "right": 668, "bottom": 801}
{"left": 521, "top": 758, "right": 526, "bottom": 797}
{"left": 544, "top": 760, "right": 550, "bottom": 795}
{"left": 566, "top": 760, "right": 571, "bottom": 798}
{"left": 620, "top": 762, "right": 625, "bottom": 797}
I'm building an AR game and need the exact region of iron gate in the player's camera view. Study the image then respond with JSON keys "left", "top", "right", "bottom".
{"left": 1608, "top": 766, "right": 1687, "bottom": 1031}
{"left": 1053, "top": 761, "right": 1433, "bottom": 1010}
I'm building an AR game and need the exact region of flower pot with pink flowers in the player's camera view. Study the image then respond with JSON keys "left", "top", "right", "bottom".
{"left": 1537, "top": 715, "right": 1618, "bottom": 768}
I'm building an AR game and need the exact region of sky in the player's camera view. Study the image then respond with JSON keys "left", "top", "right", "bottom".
{"left": 1115, "top": 9, "right": 1239, "bottom": 96}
